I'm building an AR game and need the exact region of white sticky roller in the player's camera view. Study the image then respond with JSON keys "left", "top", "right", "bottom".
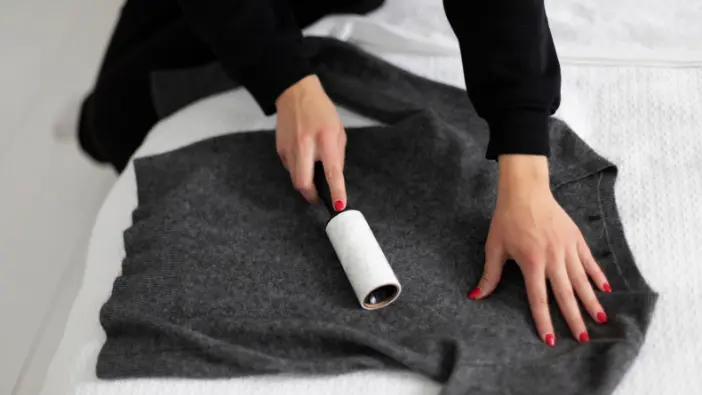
{"left": 325, "top": 210, "right": 401, "bottom": 310}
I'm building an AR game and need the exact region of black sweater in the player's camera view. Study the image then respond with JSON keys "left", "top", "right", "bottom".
{"left": 177, "top": 0, "right": 560, "bottom": 159}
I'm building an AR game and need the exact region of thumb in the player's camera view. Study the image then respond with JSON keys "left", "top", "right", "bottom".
{"left": 467, "top": 244, "right": 505, "bottom": 300}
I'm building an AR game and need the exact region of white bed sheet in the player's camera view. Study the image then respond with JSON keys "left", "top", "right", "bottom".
{"left": 301, "top": 0, "right": 702, "bottom": 65}
{"left": 44, "top": 1, "right": 702, "bottom": 394}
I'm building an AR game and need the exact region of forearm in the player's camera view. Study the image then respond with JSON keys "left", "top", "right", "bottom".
{"left": 443, "top": 0, "right": 561, "bottom": 159}
{"left": 178, "top": 0, "right": 314, "bottom": 115}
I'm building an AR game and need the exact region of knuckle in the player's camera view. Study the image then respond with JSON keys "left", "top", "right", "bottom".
{"left": 534, "top": 294, "right": 549, "bottom": 307}
{"left": 324, "top": 165, "right": 341, "bottom": 179}
{"left": 585, "top": 254, "right": 599, "bottom": 268}
{"left": 294, "top": 134, "right": 310, "bottom": 147}
{"left": 545, "top": 243, "right": 560, "bottom": 260}
{"left": 319, "top": 125, "right": 338, "bottom": 137}
{"left": 575, "top": 277, "right": 592, "bottom": 292}
{"left": 568, "top": 231, "right": 580, "bottom": 242}
{"left": 570, "top": 226, "right": 584, "bottom": 239}
{"left": 555, "top": 287, "right": 575, "bottom": 303}
{"left": 292, "top": 177, "right": 311, "bottom": 191}
{"left": 522, "top": 251, "right": 543, "bottom": 268}
{"left": 326, "top": 173, "right": 342, "bottom": 188}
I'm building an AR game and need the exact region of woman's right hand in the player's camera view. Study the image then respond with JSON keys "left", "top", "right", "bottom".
{"left": 275, "top": 75, "right": 348, "bottom": 211}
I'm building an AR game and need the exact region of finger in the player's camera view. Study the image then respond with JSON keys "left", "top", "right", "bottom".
{"left": 338, "top": 127, "right": 347, "bottom": 168}
{"left": 567, "top": 247, "right": 607, "bottom": 325}
{"left": 468, "top": 243, "right": 505, "bottom": 299}
{"left": 522, "top": 266, "right": 556, "bottom": 347}
{"left": 319, "top": 131, "right": 347, "bottom": 211}
{"left": 279, "top": 153, "right": 290, "bottom": 170}
{"left": 291, "top": 139, "right": 318, "bottom": 203}
{"left": 548, "top": 261, "right": 589, "bottom": 343}
{"left": 578, "top": 237, "right": 611, "bottom": 293}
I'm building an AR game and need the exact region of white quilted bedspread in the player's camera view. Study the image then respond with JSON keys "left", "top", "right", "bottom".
{"left": 558, "top": 65, "right": 702, "bottom": 395}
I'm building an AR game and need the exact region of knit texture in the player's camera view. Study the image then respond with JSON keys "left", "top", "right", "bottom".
{"left": 98, "top": 38, "right": 657, "bottom": 395}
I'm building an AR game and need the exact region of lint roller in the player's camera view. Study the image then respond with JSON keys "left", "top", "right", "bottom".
{"left": 313, "top": 162, "right": 401, "bottom": 310}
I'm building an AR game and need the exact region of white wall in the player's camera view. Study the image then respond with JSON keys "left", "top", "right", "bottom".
{"left": 0, "top": 0, "right": 121, "bottom": 393}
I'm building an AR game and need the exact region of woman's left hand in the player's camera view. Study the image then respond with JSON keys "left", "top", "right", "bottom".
{"left": 467, "top": 155, "right": 612, "bottom": 347}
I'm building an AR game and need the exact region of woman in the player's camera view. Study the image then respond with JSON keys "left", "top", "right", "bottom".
{"left": 80, "top": 0, "right": 611, "bottom": 347}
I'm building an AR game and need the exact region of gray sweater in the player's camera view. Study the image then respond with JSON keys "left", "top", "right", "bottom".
{"left": 98, "top": 38, "right": 657, "bottom": 395}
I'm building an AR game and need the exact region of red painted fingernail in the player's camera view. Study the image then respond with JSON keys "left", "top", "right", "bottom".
{"left": 334, "top": 200, "right": 345, "bottom": 212}
{"left": 467, "top": 287, "right": 481, "bottom": 300}
{"left": 545, "top": 333, "right": 556, "bottom": 347}
{"left": 579, "top": 331, "right": 590, "bottom": 343}
{"left": 596, "top": 311, "right": 608, "bottom": 324}
{"left": 603, "top": 283, "right": 612, "bottom": 293}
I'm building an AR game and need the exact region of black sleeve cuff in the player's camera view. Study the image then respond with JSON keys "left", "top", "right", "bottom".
{"left": 234, "top": 37, "right": 314, "bottom": 116}
{"left": 484, "top": 110, "right": 551, "bottom": 160}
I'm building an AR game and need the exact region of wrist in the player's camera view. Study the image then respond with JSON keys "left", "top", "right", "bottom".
{"left": 497, "top": 154, "right": 550, "bottom": 195}
{"left": 275, "top": 74, "right": 321, "bottom": 109}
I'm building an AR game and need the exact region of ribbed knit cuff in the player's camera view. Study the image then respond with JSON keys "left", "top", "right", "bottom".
{"left": 485, "top": 110, "right": 551, "bottom": 160}
{"left": 237, "top": 37, "right": 314, "bottom": 116}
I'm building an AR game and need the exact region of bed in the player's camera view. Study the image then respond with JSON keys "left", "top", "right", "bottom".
{"left": 41, "top": 1, "right": 702, "bottom": 394}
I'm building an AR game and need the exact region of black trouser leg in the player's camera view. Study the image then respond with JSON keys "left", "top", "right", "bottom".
{"left": 79, "top": 0, "right": 385, "bottom": 172}
{"left": 79, "top": 0, "right": 214, "bottom": 171}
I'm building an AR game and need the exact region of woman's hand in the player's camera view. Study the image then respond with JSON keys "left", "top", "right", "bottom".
{"left": 468, "top": 155, "right": 612, "bottom": 347}
{"left": 275, "top": 75, "right": 347, "bottom": 210}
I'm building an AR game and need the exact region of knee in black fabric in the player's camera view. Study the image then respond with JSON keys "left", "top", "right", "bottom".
{"left": 86, "top": 76, "right": 158, "bottom": 172}
{"left": 77, "top": 94, "right": 109, "bottom": 165}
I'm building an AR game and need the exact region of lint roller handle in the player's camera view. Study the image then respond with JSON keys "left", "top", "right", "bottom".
{"left": 313, "top": 161, "right": 338, "bottom": 215}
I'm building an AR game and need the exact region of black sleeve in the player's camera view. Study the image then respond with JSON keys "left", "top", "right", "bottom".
{"left": 443, "top": 0, "right": 561, "bottom": 159}
{"left": 177, "top": 0, "right": 314, "bottom": 115}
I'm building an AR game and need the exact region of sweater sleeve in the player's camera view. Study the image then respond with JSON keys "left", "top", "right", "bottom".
{"left": 177, "top": 0, "right": 313, "bottom": 115}
{"left": 443, "top": 0, "right": 561, "bottom": 159}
